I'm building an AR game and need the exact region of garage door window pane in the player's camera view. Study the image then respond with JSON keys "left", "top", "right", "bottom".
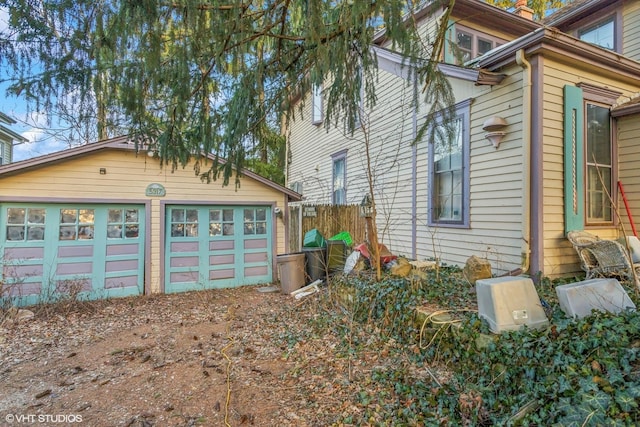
{"left": 7, "top": 208, "right": 25, "bottom": 224}
{"left": 6, "top": 208, "right": 46, "bottom": 242}
{"left": 171, "top": 208, "right": 198, "bottom": 238}
{"left": 108, "top": 208, "right": 140, "bottom": 239}
{"left": 244, "top": 208, "right": 267, "bottom": 235}
{"left": 209, "top": 209, "right": 234, "bottom": 236}
{"left": 60, "top": 208, "right": 94, "bottom": 240}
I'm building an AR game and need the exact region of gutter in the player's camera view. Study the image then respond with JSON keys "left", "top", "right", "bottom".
{"left": 516, "top": 49, "right": 531, "bottom": 275}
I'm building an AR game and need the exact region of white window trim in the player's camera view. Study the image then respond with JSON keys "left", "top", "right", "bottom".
{"left": 579, "top": 83, "right": 619, "bottom": 226}
{"left": 454, "top": 25, "right": 505, "bottom": 63}
{"left": 312, "top": 84, "right": 323, "bottom": 125}
{"left": 331, "top": 149, "right": 347, "bottom": 205}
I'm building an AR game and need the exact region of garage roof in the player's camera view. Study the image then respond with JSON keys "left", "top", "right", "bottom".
{"left": 0, "top": 135, "right": 302, "bottom": 201}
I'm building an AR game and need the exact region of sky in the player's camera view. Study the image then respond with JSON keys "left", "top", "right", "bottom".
{"left": 0, "top": 6, "right": 69, "bottom": 162}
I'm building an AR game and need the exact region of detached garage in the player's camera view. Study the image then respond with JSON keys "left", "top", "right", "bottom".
{"left": 0, "top": 136, "right": 300, "bottom": 306}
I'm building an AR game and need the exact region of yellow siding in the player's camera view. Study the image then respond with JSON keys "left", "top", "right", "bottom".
{"left": 541, "top": 58, "right": 639, "bottom": 278}
{"left": 0, "top": 150, "right": 289, "bottom": 293}
{"left": 618, "top": 116, "right": 640, "bottom": 237}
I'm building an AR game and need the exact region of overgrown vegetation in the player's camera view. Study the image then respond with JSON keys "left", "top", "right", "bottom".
{"left": 306, "top": 267, "right": 640, "bottom": 426}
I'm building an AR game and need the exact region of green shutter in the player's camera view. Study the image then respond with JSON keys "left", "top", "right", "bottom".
{"left": 564, "top": 85, "right": 585, "bottom": 233}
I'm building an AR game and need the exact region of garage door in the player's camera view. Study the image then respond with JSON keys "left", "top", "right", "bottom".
{"left": 0, "top": 203, "right": 145, "bottom": 306}
{"left": 165, "top": 205, "right": 272, "bottom": 293}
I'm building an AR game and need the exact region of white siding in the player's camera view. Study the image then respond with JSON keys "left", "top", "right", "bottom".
{"left": 414, "top": 68, "right": 527, "bottom": 273}
{"left": 288, "top": 57, "right": 531, "bottom": 274}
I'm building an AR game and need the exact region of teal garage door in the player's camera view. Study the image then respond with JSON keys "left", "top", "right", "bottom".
{"left": 165, "top": 205, "right": 272, "bottom": 293}
{"left": 0, "top": 203, "right": 145, "bottom": 306}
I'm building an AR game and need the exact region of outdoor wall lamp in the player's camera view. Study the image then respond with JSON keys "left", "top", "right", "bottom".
{"left": 99, "top": 168, "right": 107, "bottom": 175}
{"left": 482, "top": 116, "right": 508, "bottom": 149}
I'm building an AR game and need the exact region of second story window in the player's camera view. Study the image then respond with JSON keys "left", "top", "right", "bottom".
{"left": 312, "top": 84, "right": 323, "bottom": 125}
{"left": 453, "top": 28, "right": 503, "bottom": 64}
{"left": 578, "top": 16, "right": 615, "bottom": 50}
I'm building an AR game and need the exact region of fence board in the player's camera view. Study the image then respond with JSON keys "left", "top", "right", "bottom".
{"left": 288, "top": 204, "right": 366, "bottom": 252}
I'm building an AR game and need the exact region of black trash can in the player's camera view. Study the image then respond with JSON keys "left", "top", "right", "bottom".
{"left": 303, "top": 247, "right": 326, "bottom": 282}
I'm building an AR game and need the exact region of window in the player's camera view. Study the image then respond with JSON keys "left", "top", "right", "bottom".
{"left": 0, "top": 143, "right": 4, "bottom": 165}
{"left": 578, "top": 17, "right": 615, "bottom": 50}
{"left": 60, "top": 209, "right": 94, "bottom": 240}
{"left": 453, "top": 28, "right": 504, "bottom": 64}
{"left": 209, "top": 209, "right": 234, "bottom": 236}
{"left": 107, "top": 209, "right": 140, "bottom": 239}
{"left": 331, "top": 151, "right": 347, "bottom": 205}
{"left": 563, "top": 84, "right": 619, "bottom": 231}
{"left": 6, "top": 207, "right": 45, "bottom": 241}
{"left": 312, "top": 84, "right": 323, "bottom": 124}
{"left": 428, "top": 100, "right": 471, "bottom": 227}
{"left": 585, "top": 103, "right": 612, "bottom": 224}
{"left": 170, "top": 208, "right": 198, "bottom": 237}
{"left": 243, "top": 208, "right": 267, "bottom": 235}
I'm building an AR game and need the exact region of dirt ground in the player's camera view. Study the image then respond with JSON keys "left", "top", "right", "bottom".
{"left": 0, "top": 286, "right": 392, "bottom": 427}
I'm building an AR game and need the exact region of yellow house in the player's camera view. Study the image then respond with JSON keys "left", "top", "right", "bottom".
{"left": 0, "top": 136, "right": 301, "bottom": 306}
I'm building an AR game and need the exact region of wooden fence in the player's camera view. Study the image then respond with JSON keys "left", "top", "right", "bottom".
{"left": 288, "top": 204, "right": 366, "bottom": 252}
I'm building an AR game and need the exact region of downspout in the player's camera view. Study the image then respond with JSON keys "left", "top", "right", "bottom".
{"left": 516, "top": 49, "right": 531, "bottom": 274}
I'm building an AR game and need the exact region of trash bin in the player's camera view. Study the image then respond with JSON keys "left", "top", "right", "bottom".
{"left": 277, "top": 253, "right": 306, "bottom": 294}
{"left": 303, "top": 228, "right": 326, "bottom": 248}
{"left": 327, "top": 240, "right": 347, "bottom": 273}
{"left": 303, "top": 247, "right": 326, "bottom": 282}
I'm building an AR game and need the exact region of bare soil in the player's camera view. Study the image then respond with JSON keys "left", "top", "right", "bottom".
{"left": 0, "top": 286, "right": 412, "bottom": 426}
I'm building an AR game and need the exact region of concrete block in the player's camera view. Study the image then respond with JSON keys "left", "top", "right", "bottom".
{"left": 555, "top": 278, "right": 636, "bottom": 319}
{"left": 476, "top": 276, "right": 549, "bottom": 333}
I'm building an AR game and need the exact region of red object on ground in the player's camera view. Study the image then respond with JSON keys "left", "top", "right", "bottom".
{"left": 354, "top": 243, "right": 397, "bottom": 264}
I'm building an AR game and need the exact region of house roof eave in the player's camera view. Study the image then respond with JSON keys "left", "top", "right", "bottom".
{"left": 543, "top": 0, "right": 619, "bottom": 27}
{"left": 0, "top": 112, "right": 17, "bottom": 125}
{"left": 611, "top": 96, "right": 640, "bottom": 118}
{"left": 373, "top": 45, "right": 505, "bottom": 85}
{"left": 0, "top": 124, "right": 28, "bottom": 144}
{"left": 476, "top": 27, "right": 640, "bottom": 86}
{"left": 373, "top": 0, "right": 541, "bottom": 45}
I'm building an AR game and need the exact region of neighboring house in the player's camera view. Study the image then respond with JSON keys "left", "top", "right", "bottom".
{"left": 285, "top": 0, "right": 640, "bottom": 279}
{"left": 0, "top": 136, "right": 301, "bottom": 306}
{"left": 0, "top": 112, "right": 28, "bottom": 165}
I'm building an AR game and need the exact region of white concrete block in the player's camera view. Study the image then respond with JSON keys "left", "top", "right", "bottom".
{"left": 476, "top": 276, "right": 549, "bottom": 333}
{"left": 556, "top": 278, "right": 636, "bottom": 319}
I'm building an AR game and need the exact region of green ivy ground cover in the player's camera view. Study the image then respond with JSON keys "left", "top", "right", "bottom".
{"left": 313, "top": 268, "right": 640, "bottom": 426}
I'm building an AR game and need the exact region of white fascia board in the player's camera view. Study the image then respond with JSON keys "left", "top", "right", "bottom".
{"left": 371, "top": 45, "right": 478, "bottom": 83}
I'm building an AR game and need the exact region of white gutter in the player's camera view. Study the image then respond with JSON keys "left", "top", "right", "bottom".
{"left": 516, "top": 49, "right": 531, "bottom": 274}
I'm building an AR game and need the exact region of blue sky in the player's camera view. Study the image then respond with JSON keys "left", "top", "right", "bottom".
{"left": 0, "top": 7, "right": 69, "bottom": 161}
